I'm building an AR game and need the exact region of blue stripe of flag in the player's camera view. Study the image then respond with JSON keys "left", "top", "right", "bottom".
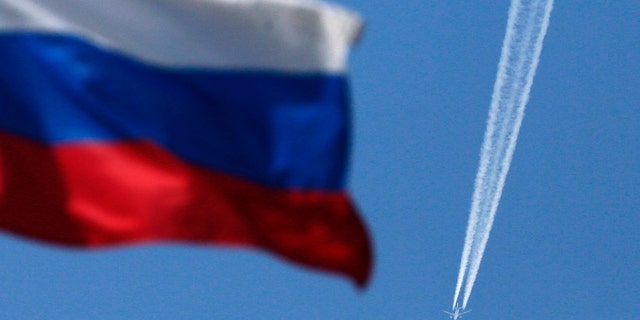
{"left": 0, "top": 34, "right": 351, "bottom": 190}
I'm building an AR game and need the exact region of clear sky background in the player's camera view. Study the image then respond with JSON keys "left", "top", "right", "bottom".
{"left": 1, "top": 1, "right": 638, "bottom": 319}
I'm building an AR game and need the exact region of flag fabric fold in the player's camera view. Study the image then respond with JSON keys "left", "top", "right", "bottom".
{"left": 0, "top": 0, "right": 371, "bottom": 287}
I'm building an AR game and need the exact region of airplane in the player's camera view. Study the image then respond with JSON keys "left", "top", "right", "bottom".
{"left": 443, "top": 303, "right": 471, "bottom": 320}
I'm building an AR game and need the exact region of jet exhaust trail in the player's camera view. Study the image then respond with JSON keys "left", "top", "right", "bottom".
{"left": 452, "top": 0, "right": 553, "bottom": 310}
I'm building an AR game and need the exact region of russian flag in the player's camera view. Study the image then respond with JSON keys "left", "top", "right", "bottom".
{"left": 0, "top": 0, "right": 371, "bottom": 287}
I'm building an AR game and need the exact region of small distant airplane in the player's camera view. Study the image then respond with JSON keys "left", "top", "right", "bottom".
{"left": 443, "top": 303, "right": 471, "bottom": 320}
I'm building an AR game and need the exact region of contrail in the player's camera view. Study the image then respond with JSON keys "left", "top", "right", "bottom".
{"left": 452, "top": 0, "right": 553, "bottom": 310}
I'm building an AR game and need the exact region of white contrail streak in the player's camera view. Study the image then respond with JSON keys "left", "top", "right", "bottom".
{"left": 452, "top": 0, "right": 553, "bottom": 310}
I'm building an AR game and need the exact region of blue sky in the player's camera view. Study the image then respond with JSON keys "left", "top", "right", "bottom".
{"left": 1, "top": 1, "right": 638, "bottom": 319}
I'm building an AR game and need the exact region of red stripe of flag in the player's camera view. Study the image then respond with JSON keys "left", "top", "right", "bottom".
{"left": 0, "top": 132, "right": 371, "bottom": 287}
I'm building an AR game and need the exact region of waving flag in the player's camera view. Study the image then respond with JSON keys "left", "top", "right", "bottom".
{"left": 0, "top": 0, "right": 371, "bottom": 287}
